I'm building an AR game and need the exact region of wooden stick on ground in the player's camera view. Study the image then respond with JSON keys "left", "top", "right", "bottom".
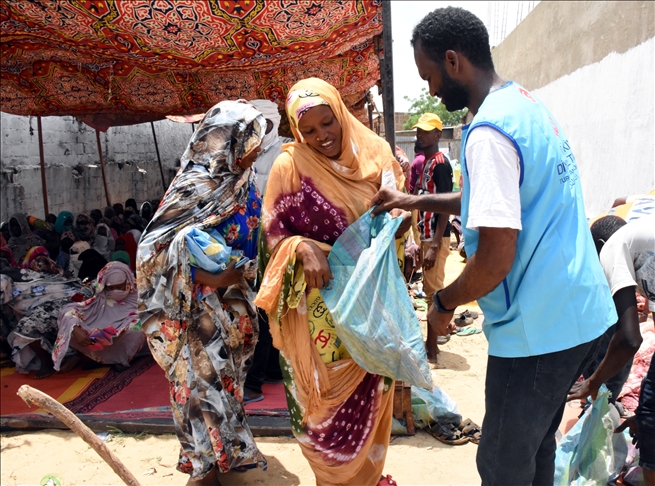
{"left": 17, "top": 385, "right": 141, "bottom": 486}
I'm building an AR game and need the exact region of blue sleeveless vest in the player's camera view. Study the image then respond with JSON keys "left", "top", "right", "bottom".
{"left": 461, "top": 82, "right": 616, "bottom": 358}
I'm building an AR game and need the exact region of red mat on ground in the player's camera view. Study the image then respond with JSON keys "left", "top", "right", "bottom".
{"left": 1, "top": 356, "right": 289, "bottom": 421}
{"left": 245, "top": 383, "right": 289, "bottom": 416}
{"left": 1, "top": 364, "right": 110, "bottom": 416}
{"left": 81, "top": 360, "right": 170, "bottom": 414}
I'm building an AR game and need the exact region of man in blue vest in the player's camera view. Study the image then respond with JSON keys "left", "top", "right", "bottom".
{"left": 371, "top": 7, "right": 617, "bottom": 485}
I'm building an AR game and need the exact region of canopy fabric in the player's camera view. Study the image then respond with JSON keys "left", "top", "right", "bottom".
{"left": 0, "top": 0, "right": 382, "bottom": 128}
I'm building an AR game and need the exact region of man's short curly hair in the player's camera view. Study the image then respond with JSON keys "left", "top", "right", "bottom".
{"left": 590, "top": 215, "right": 627, "bottom": 254}
{"left": 411, "top": 7, "right": 494, "bottom": 70}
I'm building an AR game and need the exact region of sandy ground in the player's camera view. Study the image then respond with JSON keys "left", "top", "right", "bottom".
{"left": 1, "top": 250, "right": 490, "bottom": 486}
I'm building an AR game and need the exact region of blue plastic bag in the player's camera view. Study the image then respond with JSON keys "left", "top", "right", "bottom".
{"left": 554, "top": 385, "right": 628, "bottom": 485}
{"left": 320, "top": 209, "right": 433, "bottom": 389}
{"left": 185, "top": 227, "right": 231, "bottom": 273}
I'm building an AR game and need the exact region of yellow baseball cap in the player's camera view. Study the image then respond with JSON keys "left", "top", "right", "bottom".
{"left": 412, "top": 113, "right": 443, "bottom": 131}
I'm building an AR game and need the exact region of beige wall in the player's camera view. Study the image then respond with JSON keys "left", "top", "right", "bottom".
{"left": 492, "top": 1, "right": 655, "bottom": 90}
{"left": 488, "top": 1, "right": 654, "bottom": 217}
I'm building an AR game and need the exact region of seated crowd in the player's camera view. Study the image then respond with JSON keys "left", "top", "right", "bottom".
{"left": 0, "top": 197, "right": 157, "bottom": 377}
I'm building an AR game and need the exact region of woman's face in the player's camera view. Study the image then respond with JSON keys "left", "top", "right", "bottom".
{"left": 238, "top": 143, "right": 262, "bottom": 170}
{"left": 97, "top": 226, "right": 107, "bottom": 237}
{"left": 297, "top": 105, "right": 343, "bottom": 159}
{"left": 9, "top": 218, "right": 21, "bottom": 237}
{"left": 105, "top": 281, "right": 127, "bottom": 292}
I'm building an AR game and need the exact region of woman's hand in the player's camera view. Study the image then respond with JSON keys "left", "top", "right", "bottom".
{"left": 194, "top": 261, "right": 246, "bottom": 289}
{"left": 297, "top": 241, "right": 332, "bottom": 290}
{"left": 72, "top": 326, "right": 94, "bottom": 347}
{"left": 390, "top": 208, "right": 412, "bottom": 239}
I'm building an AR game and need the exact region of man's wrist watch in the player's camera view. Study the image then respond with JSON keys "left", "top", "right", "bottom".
{"left": 433, "top": 290, "right": 456, "bottom": 313}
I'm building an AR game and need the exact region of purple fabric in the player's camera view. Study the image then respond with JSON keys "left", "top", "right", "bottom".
{"left": 304, "top": 374, "right": 383, "bottom": 465}
{"left": 409, "top": 153, "right": 426, "bottom": 194}
{"left": 51, "top": 261, "right": 143, "bottom": 370}
{"left": 265, "top": 177, "right": 349, "bottom": 246}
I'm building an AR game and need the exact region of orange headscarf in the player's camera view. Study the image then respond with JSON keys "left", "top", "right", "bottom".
{"left": 260, "top": 77, "right": 404, "bottom": 251}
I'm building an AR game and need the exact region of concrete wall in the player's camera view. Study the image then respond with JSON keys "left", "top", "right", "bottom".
{"left": 492, "top": 1, "right": 655, "bottom": 217}
{"left": 0, "top": 113, "right": 193, "bottom": 221}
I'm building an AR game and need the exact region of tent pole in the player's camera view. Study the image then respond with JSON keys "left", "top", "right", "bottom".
{"left": 95, "top": 129, "right": 111, "bottom": 207}
{"left": 381, "top": 0, "right": 395, "bottom": 152}
{"left": 150, "top": 122, "right": 167, "bottom": 189}
{"left": 36, "top": 116, "right": 49, "bottom": 218}
{"left": 368, "top": 100, "right": 373, "bottom": 130}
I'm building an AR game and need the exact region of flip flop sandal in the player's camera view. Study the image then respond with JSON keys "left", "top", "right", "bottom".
{"left": 243, "top": 394, "right": 265, "bottom": 404}
{"left": 456, "top": 326, "right": 482, "bottom": 336}
{"left": 459, "top": 418, "right": 482, "bottom": 444}
{"left": 425, "top": 422, "right": 470, "bottom": 445}
{"left": 437, "top": 335, "right": 450, "bottom": 344}
{"left": 454, "top": 313, "right": 474, "bottom": 327}
{"left": 461, "top": 309, "right": 479, "bottom": 319}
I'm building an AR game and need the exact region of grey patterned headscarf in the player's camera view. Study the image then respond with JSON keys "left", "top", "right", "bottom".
{"left": 137, "top": 100, "right": 265, "bottom": 322}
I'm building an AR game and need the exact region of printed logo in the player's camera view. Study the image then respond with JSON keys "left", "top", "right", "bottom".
{"left": 557, "top": 139, "right": 579, "bottom": 188}
{"left": 518, "top": 87, "right": 536, "bottom": 103}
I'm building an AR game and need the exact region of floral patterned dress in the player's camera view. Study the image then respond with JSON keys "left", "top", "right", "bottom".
{"left": 143, "top": 184, "right": 265, "bottom": 477}
{"left": 137, "top": 101, "right": 268, "bottom": 480}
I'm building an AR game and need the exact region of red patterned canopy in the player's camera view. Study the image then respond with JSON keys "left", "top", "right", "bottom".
{"left": 0, "top": 0, "right": 382, "bottom": 129}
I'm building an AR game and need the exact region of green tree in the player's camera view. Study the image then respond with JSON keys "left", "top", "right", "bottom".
{"left": 403, "top": 88, "right": 468, "bottom": 129}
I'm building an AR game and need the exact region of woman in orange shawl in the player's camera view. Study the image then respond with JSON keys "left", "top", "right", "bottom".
{"left": 255, "top": 78, "right": 408, "bottom": 486}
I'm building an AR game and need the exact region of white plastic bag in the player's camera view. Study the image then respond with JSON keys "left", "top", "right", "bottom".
{"left": 554, "top": 386, "right": 628, "bottom": 485}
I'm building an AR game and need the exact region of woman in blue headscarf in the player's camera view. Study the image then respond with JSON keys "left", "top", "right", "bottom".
{"left": 54, "top": 211, "right": 74, "bottom": 235}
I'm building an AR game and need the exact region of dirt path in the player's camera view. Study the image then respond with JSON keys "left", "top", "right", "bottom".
{"left": 1, "top": 250, "right": 489, "bottom": 486}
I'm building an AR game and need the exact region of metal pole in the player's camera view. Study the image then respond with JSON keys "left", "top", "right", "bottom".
{"left": 150, "top": 122, "right": 167, "bottom": 189}
{"left": 36, "top": 116, "right": 49, "bottom": 217}
{"left": 381, "top": 1, "right": 395, "bottom": 151}
{"left": 94, "top": 129, "right": 111, "bottom": 207}
{"left": 368, "top": 101, "right": 373, "bottom": 130}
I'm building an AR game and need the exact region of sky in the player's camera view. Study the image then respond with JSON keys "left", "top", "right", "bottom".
{"left": 374, "top": 1, "right": 537, "bottom": 113}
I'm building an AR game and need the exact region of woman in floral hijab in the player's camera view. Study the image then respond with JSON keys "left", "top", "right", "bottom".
{"left": 137, "top": 100, "right": 267, "bottom": 484}
{"left": 52, "top": 261, "right": 143, "bottom": 372}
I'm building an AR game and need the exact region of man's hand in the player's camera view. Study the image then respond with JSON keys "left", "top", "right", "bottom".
{"left": 423, "top": 242, "right": 440, "bottom": 271}
{"left": 427, "top": 305, "right": 454, "bottom": 337}
{"left": 72, "top": 326, "right": 94, "bottom": 347}
{"left": 615, "top": 416, "right": 640, "bottom": 446}
{"left": 370, "top": 187, "right": 412, "bottom": 216}
{"left": 567, "top": 378, "right": 601, "bottom": 402}
{"left": 297, "top": 241, "right": 333, "bottom": 290}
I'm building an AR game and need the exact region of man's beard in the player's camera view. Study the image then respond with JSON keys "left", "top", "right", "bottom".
{"left": 439, "top": 64, "right": 469, "bottom": 112}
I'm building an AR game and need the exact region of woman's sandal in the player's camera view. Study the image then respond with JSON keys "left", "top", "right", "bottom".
{"left": 425, "top": 422, "right": 470, "bottom": 445}
{"left": 459, "top": 418, "right": 482, "bottom": 444}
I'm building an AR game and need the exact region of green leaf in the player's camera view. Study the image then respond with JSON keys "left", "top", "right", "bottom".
{"left": 403, "top": 89, "right": 468, "bottom": 129}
